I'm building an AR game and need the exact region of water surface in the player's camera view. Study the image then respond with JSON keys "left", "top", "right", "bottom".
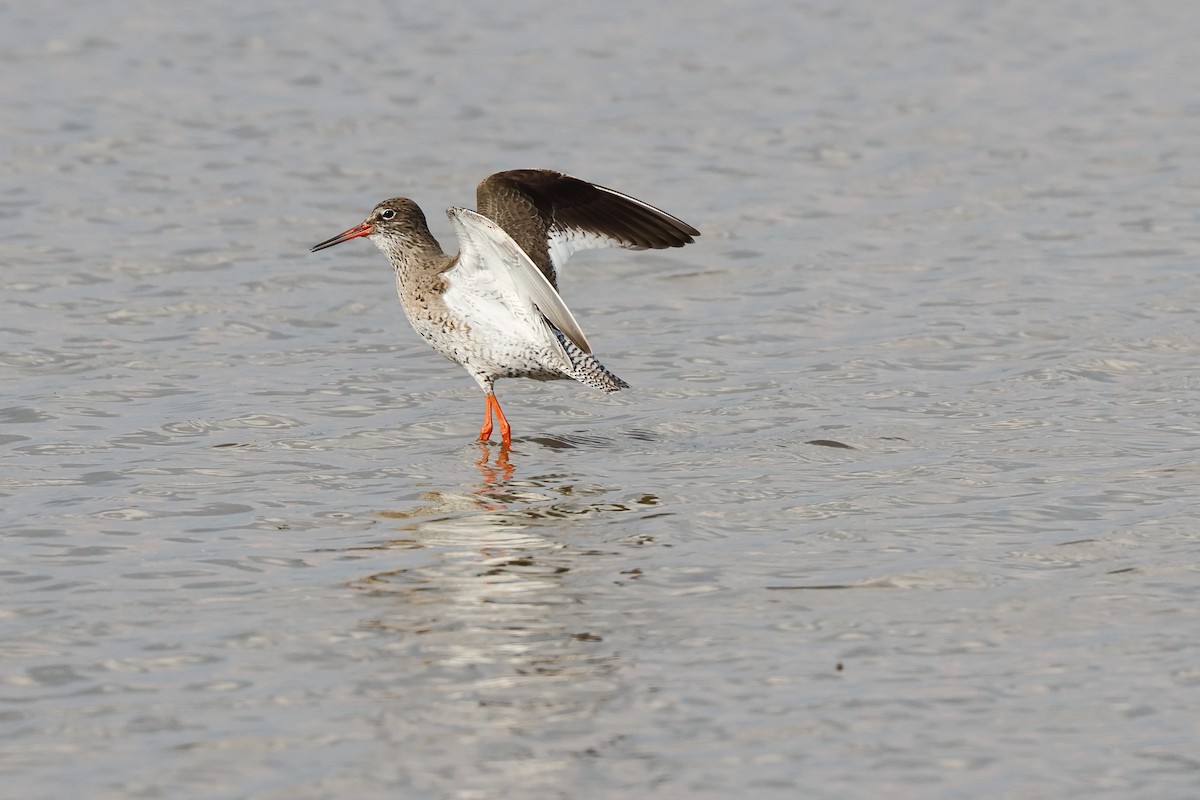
{"left": 4, "top": 1, "right": 1200, "bottom": 798}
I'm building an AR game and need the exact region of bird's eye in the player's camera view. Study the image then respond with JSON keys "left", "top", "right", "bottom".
{"left": 379, "top": 208, "right": 396, "bottom": 221}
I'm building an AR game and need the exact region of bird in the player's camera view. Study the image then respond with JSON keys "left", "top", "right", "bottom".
{"left": 310, "top": 169, "right": 699, "bottom": 445}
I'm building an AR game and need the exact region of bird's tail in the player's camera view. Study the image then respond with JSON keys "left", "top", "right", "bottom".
{"left": 553, "top": 329, "right": 629, "bottom": 393}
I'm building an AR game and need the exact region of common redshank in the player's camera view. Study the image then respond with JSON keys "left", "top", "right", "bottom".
{"left": 310, "top": 169, "right": 699, "bottom": 444}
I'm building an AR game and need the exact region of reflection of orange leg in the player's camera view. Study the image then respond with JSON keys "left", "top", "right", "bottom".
{"left": 474, "top": 441, "right": 515, "bottom": 494}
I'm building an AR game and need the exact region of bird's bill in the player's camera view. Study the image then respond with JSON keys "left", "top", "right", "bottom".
{"left": 310, "top": 221, "right": 373, "bottom": 252}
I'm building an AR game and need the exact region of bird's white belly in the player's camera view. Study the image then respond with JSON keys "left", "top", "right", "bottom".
{"left": 406, "top": 309, "right": 564, "bottom": 382}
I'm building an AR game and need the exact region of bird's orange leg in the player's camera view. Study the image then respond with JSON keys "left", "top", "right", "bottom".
{"left": 492, "top": 395, "right": 512, "bottom": 445}
{"left": 478, "top": 394, "right": 495, "bottom": 442}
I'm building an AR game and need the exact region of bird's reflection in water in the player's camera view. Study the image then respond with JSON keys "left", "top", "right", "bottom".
{"left": 350, "top": 444, "right": 664, "bottom": 777}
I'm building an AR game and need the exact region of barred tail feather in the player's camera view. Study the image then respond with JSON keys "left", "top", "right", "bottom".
{"left": 553, "top": 329, "right": 629, "bottom": 393}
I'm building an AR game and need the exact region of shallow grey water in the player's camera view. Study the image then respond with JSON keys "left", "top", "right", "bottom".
{"left": 4, "top": 1, "right": 1200, "bottom": 798}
